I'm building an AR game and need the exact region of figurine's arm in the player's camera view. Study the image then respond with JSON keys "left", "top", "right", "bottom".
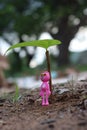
{"left": 47, "top": 83, "right": 51, "bottom": 95}
{"left": 40, "top": 84, "right": 43, "bottom": 96}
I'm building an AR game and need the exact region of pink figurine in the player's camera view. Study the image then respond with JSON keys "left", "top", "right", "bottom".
{"left": 40, "top": 71, "right": 51, "bottom": 106}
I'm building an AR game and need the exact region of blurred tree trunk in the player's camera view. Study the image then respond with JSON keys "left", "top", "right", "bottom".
{"left": 50, "top": 16, "right": 80, "bottom": 66}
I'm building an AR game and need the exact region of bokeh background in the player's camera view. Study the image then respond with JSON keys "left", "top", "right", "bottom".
{"left": 0, "top": 0, "right": 87, "bottom": 88}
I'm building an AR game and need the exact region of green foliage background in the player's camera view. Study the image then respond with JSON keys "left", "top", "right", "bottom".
{"left": 1, "top": 0, "right": 87, "bottom": 76}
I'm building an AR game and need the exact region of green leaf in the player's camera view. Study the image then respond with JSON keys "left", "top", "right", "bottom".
{"left": 5, "top": 39, "right": 61, "bottom": 55}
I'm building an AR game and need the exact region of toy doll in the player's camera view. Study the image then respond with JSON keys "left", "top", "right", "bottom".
{"left": 40, "top": 71, "right": 51, "bottom": 106}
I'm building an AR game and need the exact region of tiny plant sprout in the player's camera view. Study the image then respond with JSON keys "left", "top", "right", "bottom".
{"left": 13, "top": 84, "right": 20, "bottom": 103}
{"left": 5, "top": 39, "right": 61, "bottom": 95}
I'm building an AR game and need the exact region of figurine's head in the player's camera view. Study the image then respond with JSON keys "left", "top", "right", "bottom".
{"left": 40, "top": 71, "right": 50, "bottom": 82}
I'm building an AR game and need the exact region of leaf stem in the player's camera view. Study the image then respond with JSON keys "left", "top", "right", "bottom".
{"left": 46, "top": 49, "right": 52, "bottom": 95}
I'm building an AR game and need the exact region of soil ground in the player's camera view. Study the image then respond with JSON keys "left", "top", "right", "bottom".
{"left": 0, "top": 79, "right": 87, "bottom": 130}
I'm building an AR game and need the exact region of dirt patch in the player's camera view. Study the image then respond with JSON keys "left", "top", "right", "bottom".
{"left": 0, "top": 80, "right": 87, "bottom": 130}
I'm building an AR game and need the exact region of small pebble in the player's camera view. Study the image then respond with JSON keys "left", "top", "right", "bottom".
{"left": 40, "top": 119, "right": 56, "bottom": 125}
{"left": 84, "top": 99, "right": 87, "bottom": 109}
